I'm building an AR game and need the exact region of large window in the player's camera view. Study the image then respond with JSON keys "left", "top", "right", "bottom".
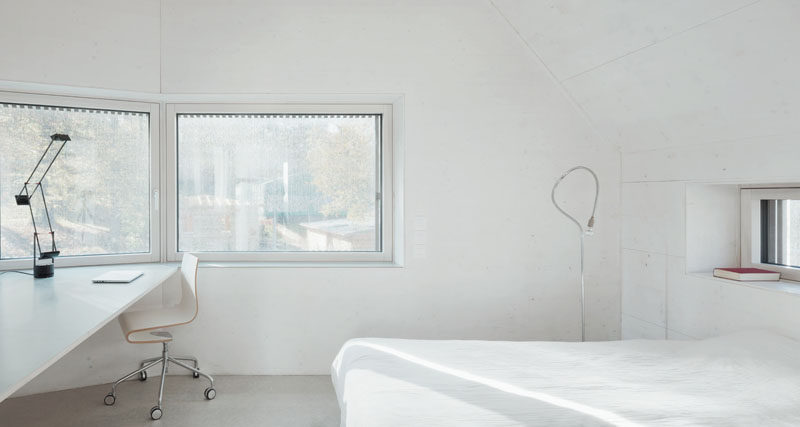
{"left": 741, "top": 187, "right": 800, "bottom": 281}
{"left": 168, "top": 104, "right": 393, "bottom": 262}
{"left": 0, "top": 93, "right": 159, "bottom": 267}
{"left": 0, "top": 94, "right": 395, "bottom": 268}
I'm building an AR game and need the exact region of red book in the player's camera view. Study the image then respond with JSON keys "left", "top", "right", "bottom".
{"left": 713, "top": 267, "right": 780, "bottom": 281}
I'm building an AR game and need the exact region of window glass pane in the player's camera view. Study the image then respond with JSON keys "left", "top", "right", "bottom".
{"left": 177, "top": 114, "right": 380, "bottom": 252}
{"left": 760, "top": 199, "right": 800, "bottom": 268}
{"left": 0, "top": 103, "right": 150, "bottom": 259}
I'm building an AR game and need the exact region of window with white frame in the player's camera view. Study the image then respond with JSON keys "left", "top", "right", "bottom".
{"left": 167, "top": 104, "right": 393, "bottom": 262}
{"left": 0, "top": 94, "right": 395, "bottom": 268}
{"left": 740, "top": 187, "right": 800, "bottom": 281}
{"left": 0, "top": 93, "right": 159, "bottom": 268}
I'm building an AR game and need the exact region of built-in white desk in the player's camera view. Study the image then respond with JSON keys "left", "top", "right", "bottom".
{"left": 0, "top": 263, "right": 177, "bottom": 402}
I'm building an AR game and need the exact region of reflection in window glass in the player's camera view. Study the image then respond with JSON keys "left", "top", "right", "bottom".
{"left": 760, "top": 199, "right": 800, "bottom": 268}
{"left": 177, "top": 114, "right": 380, "bottom": 252}
{"left": 0, "top": 103, "right": 150, "bottom": 259}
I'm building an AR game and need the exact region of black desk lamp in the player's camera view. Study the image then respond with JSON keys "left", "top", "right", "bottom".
{"left": 15, "top": 133, "right": 70, "bottom": 278}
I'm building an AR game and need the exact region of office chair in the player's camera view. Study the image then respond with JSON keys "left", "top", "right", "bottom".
{"left": 103, "top": 254, "right": 215, "bottom": 420}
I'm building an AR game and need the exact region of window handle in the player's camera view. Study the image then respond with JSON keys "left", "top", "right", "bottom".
{"left": 153, "top": 189, "right": 159, "bottom": 211}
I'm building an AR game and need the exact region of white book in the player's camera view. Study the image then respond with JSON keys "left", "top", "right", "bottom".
{"left": 92, "top": 270, "right": 144, "bottom": 284}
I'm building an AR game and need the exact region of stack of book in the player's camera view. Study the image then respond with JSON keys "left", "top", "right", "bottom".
{"left": 713, "top": 267, "right": 780, "bottom": 281}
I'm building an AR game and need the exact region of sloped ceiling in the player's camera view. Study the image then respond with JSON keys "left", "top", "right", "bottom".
{"left": 492, "top": 0, "right": 800, "bottom": 152}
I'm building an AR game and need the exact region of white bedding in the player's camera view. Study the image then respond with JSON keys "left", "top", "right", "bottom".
{"left": 331, "top": 331, "right": 800, "bottom": 426}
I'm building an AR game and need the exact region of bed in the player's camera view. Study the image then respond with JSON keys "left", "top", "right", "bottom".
{"left": 331, "top": 331, "right": 800, "bottom": 426}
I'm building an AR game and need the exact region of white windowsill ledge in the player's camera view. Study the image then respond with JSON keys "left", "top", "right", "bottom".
{"left": 689, "top": 272, "right": 800, "bottom": 297}
{"left": 198, "top": 261, "right": 403, "bottom": 269}
{"left": 2, "top": 260, "right": 403, "bottom": 272}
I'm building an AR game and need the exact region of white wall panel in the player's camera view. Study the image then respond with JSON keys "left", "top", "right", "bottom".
{"left": 0, "top": 0, "right": 160, "bottom": 92}
{"left": 622, "top": 134, "right": 800, "bottom": 184}
{"left": 622, "top": 249, "right": 666, "bottom": 327}
{"left": 621, "top": 182, "right": 684, "bottom": 256}
{"left": 621, "top": 314, "right": 665, "bottom": 340}
{"left": 492, "top": 0, "right": 754, "bottom": 81}
{"left": 565, "top": 0, "right": 800, "bottom": 152}
{"left": 685, "top": 185, "right": 740, "bottom": 273}
{"left": 667, "top": 270, "right": 800, "bottom": 341}
{"left": 666, "top": 328, "right": 695, "bottom": 340}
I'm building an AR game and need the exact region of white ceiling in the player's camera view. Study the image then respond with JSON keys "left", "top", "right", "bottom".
{"left": 492, "top": 0, "right": 800, "bottom": 153}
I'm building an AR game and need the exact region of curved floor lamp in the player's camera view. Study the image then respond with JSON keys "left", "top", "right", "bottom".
{"left": 15, "top": 133, "right": 70, "bottom": 278}
{"left": 551, "top": 166, "right": 599, "bottom": 342}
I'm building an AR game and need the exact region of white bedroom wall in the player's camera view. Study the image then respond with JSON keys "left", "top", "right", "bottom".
{"left": 0, "top": 0, "right": 161, "bottom": 92}
{"left": 0, "top": 0, "right": 622, "bottom": 396}
{"left": 618, "top": 0, "right": 800, "bottom": 340}
{"left": 501, "top": 0, "right": 800, "bottom": 340}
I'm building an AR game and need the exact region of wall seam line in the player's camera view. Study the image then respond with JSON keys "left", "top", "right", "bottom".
{"left": 159, "top": 0, "right": 164, "bottom": 94}
{"left": 620, "top": 130, "right": 800, "bottom": 156}
{"left": 560, "top": 0, "right": 764, "bottom": 83}
{"left": 622, "top": 247, "right": 671, "bottom": 257}
{"left": 622, "top": 313, "right": 666, "bottom": 328}
{"left": 487, "top": 0, "right": 617, "bottom": 151}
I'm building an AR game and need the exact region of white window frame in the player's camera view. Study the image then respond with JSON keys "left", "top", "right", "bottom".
{"left": 0, "top": 91, "right": 161, "bottom": 269}
{"left": 740, "top": 187, "right": 800, "bottom": 281}
{"left": 165, "top": 103, "right": 394, "bottom": 263}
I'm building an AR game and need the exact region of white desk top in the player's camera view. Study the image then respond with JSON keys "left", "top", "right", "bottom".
{"left": 0, "top": 263, "right": 177, "bottom": 402}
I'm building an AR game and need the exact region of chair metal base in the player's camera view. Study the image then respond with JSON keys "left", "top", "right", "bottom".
{"left": 104, "top": 341, "right": 215, "bottom": 420}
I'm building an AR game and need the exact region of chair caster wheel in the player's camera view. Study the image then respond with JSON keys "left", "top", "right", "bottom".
{"left": 140, "top": 371, "right": 147, "bottom": 381}
{"left": 104, "top": 394, "right": 115, "bottom": 406}
{"left": 193, "top": 371, "right": 200, "bottom": 379}
{"left": 204, "top": 387, "right": 216, "bottom": 400}
{"left": 150, "top": 406, "right": 163, "bottom": 420}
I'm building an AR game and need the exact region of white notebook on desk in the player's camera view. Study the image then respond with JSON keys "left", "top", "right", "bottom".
{"left": 92, "top": 270, "right": 143, "bottom": 284}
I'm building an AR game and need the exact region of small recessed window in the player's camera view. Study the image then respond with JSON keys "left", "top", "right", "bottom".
{"left": 759, "top": 199, "right": 800, "bottom": 268}
{"left": 741, "top": 187, "right": 800, "bottom": 281}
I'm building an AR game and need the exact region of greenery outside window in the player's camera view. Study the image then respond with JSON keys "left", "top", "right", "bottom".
{"left": 0, "top": 93, "right": 395, "bottom": 268}
{"left": 0, "top": 92, "right": 160, "bottom": 268}
{"left": 166, "top": 104, "right": 393, "bottom": 263}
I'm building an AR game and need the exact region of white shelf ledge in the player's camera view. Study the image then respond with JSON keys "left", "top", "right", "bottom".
{"left": 689, "top": 272, "right": 800, "bottom": 297}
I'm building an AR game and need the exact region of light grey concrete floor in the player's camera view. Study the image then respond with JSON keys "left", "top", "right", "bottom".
{"left": 0, "top": 375, "right": 340, "bottom": 427}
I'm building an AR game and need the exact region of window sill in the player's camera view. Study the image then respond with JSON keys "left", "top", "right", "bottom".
{"left": 689, "top": 272, "right": 800, "bottom": 297}
{"left": 3, "top": 260, "right": 403, "bottom": 272}
{"left": 198, "top": 261, "right": 403, "bottom": 269}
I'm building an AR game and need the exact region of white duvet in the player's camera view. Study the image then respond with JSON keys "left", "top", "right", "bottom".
{"left": 331, "top": 331, "right": 800, "bottom": 426}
